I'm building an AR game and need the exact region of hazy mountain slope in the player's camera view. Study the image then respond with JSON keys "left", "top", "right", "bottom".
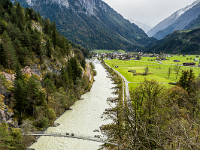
{"left": 185, "top": 14, "right": 200, "bottom": 29}
{"left": 152, "top": 1, "right": 200, "bottom": 40}
{"left": 147, "top": 0, "right": 200, "bottom": 37}
{"left": 131, "top": 20, "right": 152, "bottom": 33}
{"left": 13, "top": 0, "right": 155, "bottom": 51}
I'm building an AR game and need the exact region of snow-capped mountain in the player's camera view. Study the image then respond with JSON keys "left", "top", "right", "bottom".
{"left": 147, "top": 0, "right": 200, "bottom": 38}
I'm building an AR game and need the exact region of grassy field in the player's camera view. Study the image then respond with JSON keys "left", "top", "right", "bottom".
{"left": 92, "top": 50, "right": 125, "bottom": 54}
{"left": 105, "top": 55, "right": 200, "bottom": 89}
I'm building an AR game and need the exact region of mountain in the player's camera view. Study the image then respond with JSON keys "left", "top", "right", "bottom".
{"left": 12, "top": 0, "right": 155, "bottom": 51}
{"left": 146, "top": 28, "right": 200, "bottom": 54}
{"left": 185, "top": 14, "right": 200, "bottom": 29}
{"left": 131, "top": 20, "right": 152, "bottom": 33}
{"left": 148, "top": 0, "right": 200, "bottom": 39}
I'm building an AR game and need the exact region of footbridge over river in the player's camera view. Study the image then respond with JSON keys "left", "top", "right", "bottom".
{"left": 25, "top": 132, "right": 117, "bottom": 146}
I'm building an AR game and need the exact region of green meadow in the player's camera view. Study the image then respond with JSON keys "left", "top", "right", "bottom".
{"left": 93, "top": 50, "right": 125, "bottom": 54}
{"left": 105, "top": 55, "right": 200, "bottom": 89}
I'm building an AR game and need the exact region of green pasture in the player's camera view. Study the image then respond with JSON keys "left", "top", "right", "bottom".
{"left": 141, "top": 55, "right": 199, "bottom": 65}
{"left": 92, "top": 50, "right": 125, "bottom": 54}
{"left": 105, "top": 55, "right": 200, "bottom": 89}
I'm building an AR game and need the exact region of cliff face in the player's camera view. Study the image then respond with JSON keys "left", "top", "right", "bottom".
{"left": 0, "top": 109, "right": 16, "bottom": 127}
{"left": 0, "top": 94, "right": 17, "bottom": 127}
{"left": 23, "top": 0, "right": 105, "bottom": 16}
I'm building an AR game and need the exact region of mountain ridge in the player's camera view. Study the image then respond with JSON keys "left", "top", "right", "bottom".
{"left": 13, "top": 0, "right": 155, "bottom": 51}
{"left": 131, "top": 20, "right": 152, "bottom": 33}
{"left": 148, "top": 0, "right": 200, "bottom": 39}
{"left": 146, "top": 28, "right": 200, "bottom": 54}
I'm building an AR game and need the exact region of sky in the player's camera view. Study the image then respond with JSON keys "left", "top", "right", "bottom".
{"left": 102, "top": 0, "right": 197, "bottom": 27}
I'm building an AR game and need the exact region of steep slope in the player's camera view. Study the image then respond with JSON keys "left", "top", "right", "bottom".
{"left": 0, "top": 0, "right": 93, "bottom": 149}
{"left": 13, "top": 0, "right": 155, "bottom": 51}
{"left": 149, "top": 0, "right": 200, "bottom": 40}
{"left": 146, "top": 28, "right": 200, "bottom": 54}
{"left": 147, "top": 1, "right": 199, "bottom": 37}
{"left": 185, "top": 14, "right": 200, "bottom": 29}
{"left": 132, "top": 20, "right": 152, "bottom": 33}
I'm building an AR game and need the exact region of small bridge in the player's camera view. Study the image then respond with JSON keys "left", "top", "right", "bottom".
{"left": 24, "top": 132, "right": 117, "bottom": 146}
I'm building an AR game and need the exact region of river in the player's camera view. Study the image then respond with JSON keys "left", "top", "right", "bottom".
{"left": 30, "top": 60, "right": 116, "bottom": 150}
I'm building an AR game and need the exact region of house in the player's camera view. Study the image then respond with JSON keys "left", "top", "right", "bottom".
{"left": 93, "top": 53, "right": 98, "bottom": 57}
{"left": 183, "top": 62, "right": 196, "bottom": 66}
{"left": 156, "top": 57, "right": 167, "bottom": 61}
{"left": 194, "top": 58, "right": 199, "bottom": 62}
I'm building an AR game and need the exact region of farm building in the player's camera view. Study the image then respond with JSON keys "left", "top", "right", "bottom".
{"left": 174, "top": 60, "right": 180, "bottom": 62}
{"left": 183, "top": 62, "right": 196, "bottom": 66}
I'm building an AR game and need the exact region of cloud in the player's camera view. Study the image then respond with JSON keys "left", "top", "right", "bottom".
{"left": 102, "top": 0, "right": 196, "bottom": 26}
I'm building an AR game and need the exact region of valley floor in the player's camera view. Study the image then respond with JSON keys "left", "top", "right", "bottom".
{"left": 105, "top": 55, "right": 200, "bottom": 89}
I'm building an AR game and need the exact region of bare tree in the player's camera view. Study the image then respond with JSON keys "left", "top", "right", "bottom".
{"left": 168, "top": 67, "right": 172, "bottom": 79}
{"left": 173, "top": 65, "right": 181, "bottom": 79}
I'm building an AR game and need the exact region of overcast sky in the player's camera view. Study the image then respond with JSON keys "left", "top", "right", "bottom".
{"left": 102, "top": 0, "right": 197, "bottom": 27}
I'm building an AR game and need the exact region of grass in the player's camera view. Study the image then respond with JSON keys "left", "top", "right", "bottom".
{"left": 92, "top": 50, "right": 125, "bottom": 54}
{"left": 105, "top": 55, "right": 200, "bottom": 89}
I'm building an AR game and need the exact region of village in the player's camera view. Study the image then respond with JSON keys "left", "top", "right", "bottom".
{"left": 92, "top": 51, "right": 200, "bottom": 67}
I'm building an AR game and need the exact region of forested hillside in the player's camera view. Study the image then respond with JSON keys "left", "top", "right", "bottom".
{"left": 12, "top": 0, "right": 155, "bottom": 51}
{"left": 0, "top": 0, "right": 93, "bottom": 149}
{"left": 146, "top": 28, "right": 200, "bottom": 54}
{"left": 185, "top": 14, "right": 200, "bottom": 30}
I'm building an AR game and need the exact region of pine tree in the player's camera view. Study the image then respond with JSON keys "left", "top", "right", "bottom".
{"left": 81, "top": 59, "right": 86, "bottom": 70}
{"left": 46, "top": 39, "right": 52, "bottom": 58}
{"left": 14, "top": 38, "right": 26, "bottom": 65}
{"left": 14, "top": 62, "right": 23, "bottom": 81}
{"left": 0, "top": 43, "right": 5, "bottom": 66}
{"left": 43, "top": 78, "right": 56, "bottom": 103}
{"left": 43, "top": 18, "right": 51, "bottom": 35}
{"left": 0, "top": 3, "right": 3, "bottom": 17}
{"left": 51, "top": 21, "right": 58, "bottom": 48}
{"left": 26, "top": 75, "right": 45, "bottom": 116}
{"left": 60, "top": 67, "right": 69, "bottom": 89}
{"left": 67, "top": 63, "right": 73, "bottom": 86}
{"left": 13, "top": 62, "right": 26, "bottom": 122}
{"left": 29, "top": 8, "right": 36, "bottom": 20}
{"left": 15, "top": 2, "right": 25, "bottom": 29}
{"left": 2, "top": 31, "right": 17, "bottom": 72}
{"left": 14, "top": 77, "right": 27, "bottom": 120}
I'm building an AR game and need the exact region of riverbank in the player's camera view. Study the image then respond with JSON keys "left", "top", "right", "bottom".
{"left": 29, "top": 60, "right": 117, "bottom": 150}
{"left": 23, "top": 61, "right": 96, "bottom": 148}
{"left": 101, "top": 60, "right": 129, "bottom": 149}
